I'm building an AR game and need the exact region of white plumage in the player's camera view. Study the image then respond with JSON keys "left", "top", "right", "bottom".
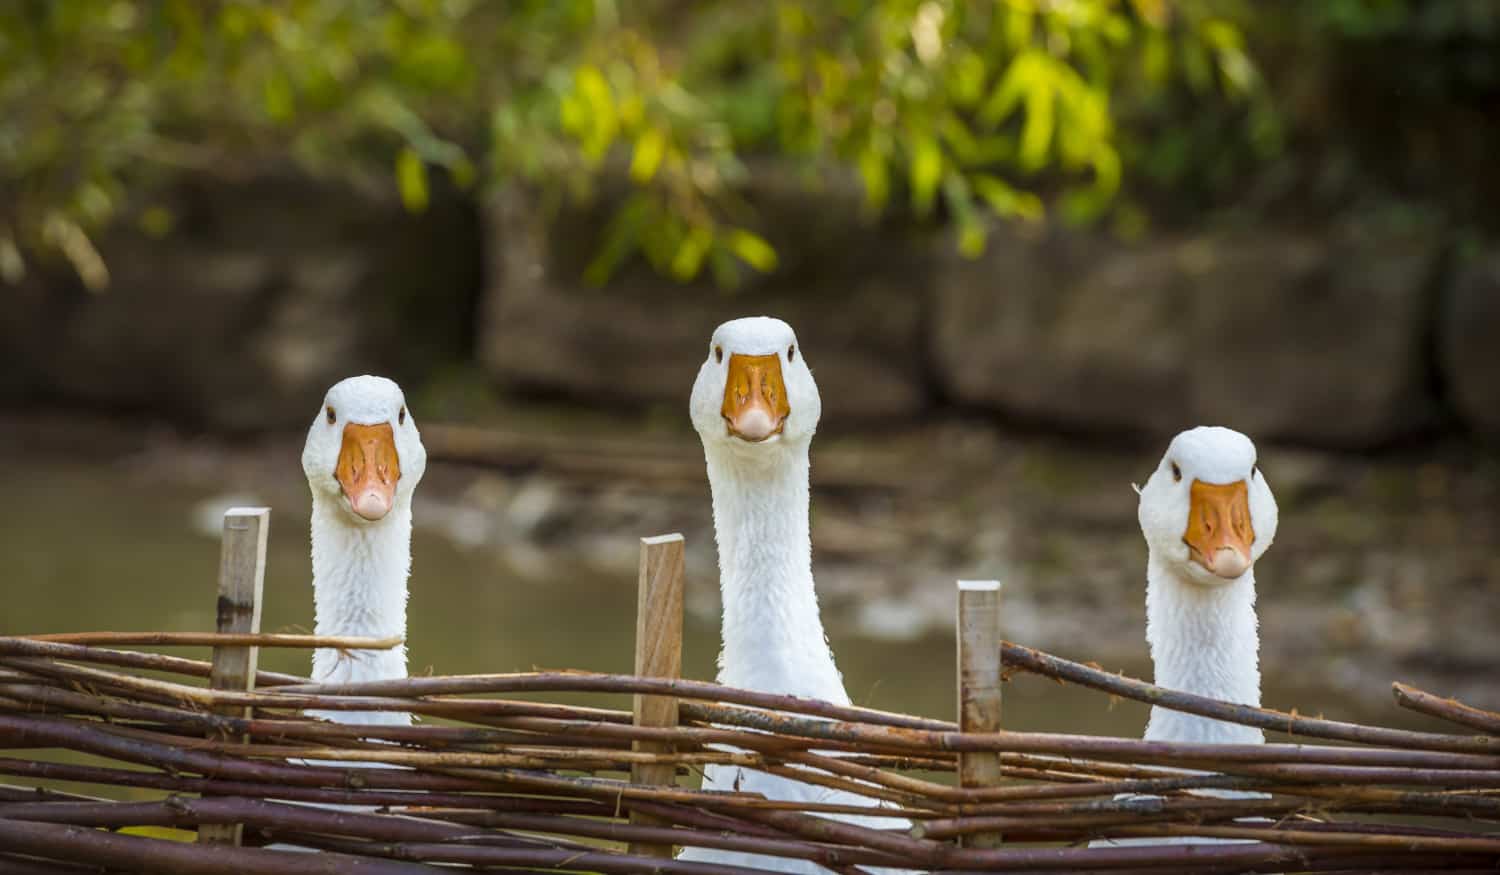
{"left": 1096, "top": 425, "right": 1279, "bottom": 850}
{"left": 680, "top": 317, "right": 913, "bottom": 874}
{"left": 300, "top": 375, "right": 427, "bottom": 725}
{"left": 1139, "top": 426, "right": 1277, "bottom": 744}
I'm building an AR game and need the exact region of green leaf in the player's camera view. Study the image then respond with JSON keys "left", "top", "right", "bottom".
{"left": 725, "top": 228, "right": 778, "bottom": 273}
{"left": 671, "top": 226, "right": 713, "bottom": 280}
{"left": 447, "top": 156, "right": 477, "bottom": 190}
{"left": 909, "top": 134, "right": 943, "bottom": 215}
{"left": 1019, "top": 81, "right": 1054, "bottom": 172}
{"left": 572, "top": 64, "right": 618, "bottom": 163}
{"left": 396, "top": 148, "right": 429, "bottom": 213}
{"left": 629, "top": 127, "right": 667, "bottom": 184}
{"left": 979, "top": 52, "right": 1033, "bottom": 127}
{"left": 973, "top": 174, "right": 1043, "bottom": 222}
{"left": 947, "top": 50, "right": 987, "bottom": 108}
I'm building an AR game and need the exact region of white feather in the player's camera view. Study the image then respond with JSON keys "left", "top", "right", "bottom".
{"left": 301, "top": 375, "right": 427, "bottom": 724}
{"left": 681, "top": 318, "right": 914, "bottom": 874}
{"left": 1096, "top": 426, "right": 1278, "bottom": 851}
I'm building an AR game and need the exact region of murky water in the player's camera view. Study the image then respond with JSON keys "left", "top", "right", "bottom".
{"left": 0, "top": 457, "right": 1435, "bottom": 743}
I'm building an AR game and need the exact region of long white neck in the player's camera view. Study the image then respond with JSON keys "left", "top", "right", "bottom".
{"left": 1143, "top": 552, "right": 1263, "bottom": 744}
{"left": 705, "top": 441, "right": 848, "bottom": 705}
{"left": 308, "top": 496, "right": 411, "bottom": 725}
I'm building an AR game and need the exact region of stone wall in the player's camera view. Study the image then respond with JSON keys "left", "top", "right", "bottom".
{"left": 1, "top": 173, "right": 481, "bottom": 430}
{"left": 931, "top": 220, "right": 1445, "bottom": 447}
{"left": 478, "top": 180, "right": 932, "bottom": 422}
{"left": 5, "top": 169, "right": 1497, "bottom": 446}
{"left": 479, "top": 187, "right": 1495, "bottom": 447}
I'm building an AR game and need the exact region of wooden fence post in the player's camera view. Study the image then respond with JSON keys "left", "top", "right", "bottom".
{"left": 629, "top": 533, "right": 686, "bottom": 858}
{"left": 956, "top": 579, "right": 1003, "bottom": 849}
{"left": 197, "top": 507, "right": 270, "bottom": 846}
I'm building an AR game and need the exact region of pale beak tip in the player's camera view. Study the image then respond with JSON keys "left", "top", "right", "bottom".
{"left": 350, "top": 491, "right": 393, "bottom": 521}
{"left": 728, "top": 409, "right": 779, "bottom": 442}
{"left": 1207, "top": 546, "right": 1251, "bottom": 580}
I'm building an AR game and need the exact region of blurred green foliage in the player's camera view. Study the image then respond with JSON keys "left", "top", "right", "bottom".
{"left": 2, "top": 0, "right": 1271, "bottom": 287}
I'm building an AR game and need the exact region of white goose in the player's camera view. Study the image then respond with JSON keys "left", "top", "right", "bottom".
{"left": 1138, "top": 426, "right": 1277, "bottom": 745}
{"left": 1094, "top": 426, "right": 1278, "bottom": 851}
{"left": 679, "top": 317, "right": 911, "bottom": 874}
{"left": 300, "top": 375, "right": 427, "bottom": 726}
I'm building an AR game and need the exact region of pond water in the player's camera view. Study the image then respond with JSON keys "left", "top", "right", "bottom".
{"left": 0, "top": 456, "right": 1433, "bottom": 741}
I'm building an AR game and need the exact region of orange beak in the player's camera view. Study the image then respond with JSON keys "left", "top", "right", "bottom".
{"left": 721, "top": 353, "right": 790, "bottom": 442}
{"left": 1183, "top": 479, "right": 1255, "bottom": 579}
{"left": 335, "top": 423, "right": 401, "bottom": 521}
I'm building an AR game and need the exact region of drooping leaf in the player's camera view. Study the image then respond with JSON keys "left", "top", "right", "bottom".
{"left": 724, "top": 228, "right": 778, "bottom": 273}
{"left": 396, "top": 147, "right": 429, "bottom": 213}
{"left": 630, "top": 127, "right": 667, "bottom": 183}
{"left": 909, "top": 133, "right": 943, "bottom": 215}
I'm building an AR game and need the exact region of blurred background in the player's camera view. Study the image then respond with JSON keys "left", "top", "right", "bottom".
{"left": 2, "top": 1, "right": 1498, "bottom": 733}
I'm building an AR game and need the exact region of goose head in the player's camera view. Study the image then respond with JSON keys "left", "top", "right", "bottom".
{"left": 1138, "top": 426, "right": 1277, "bottom": 586}
{"left": 690, "top": 317, "right": 821, "bottom": 455}
{"left": 302, "top": 375, "right": 427, "bottom": 522}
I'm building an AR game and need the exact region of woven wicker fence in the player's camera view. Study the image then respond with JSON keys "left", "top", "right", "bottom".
{"left": 0, "top": 510, "right": 1496, "bottom": 873}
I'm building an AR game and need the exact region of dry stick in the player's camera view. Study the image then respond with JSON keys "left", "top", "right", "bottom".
{"left": 0, "top": 636, "right": 310, "bottom": 686}
{"left": 0, "top": 758, "right": 608, "bottom": 815}
{"left": 8, "top": 651, "right": 1500, "bottom": 858}
{"left": 0, "top": 785, "right": 105, "bottom": 804}
{"left": 757, "top": 761, "right": 950, "bottom": 812}
{"left": 937, "top": 856, "right": 1500, "bottom": 875}
{"left": 0, "top": 656, "right": 635, "bottom": 724}
{"left": 267, "top": 644, "right": 1499, "bottom": 757}
{"left": 416, "top": 808, "right": 907, "bottom": 869}
{"left": 1096, "top": 822, "right": 1500, "bottom": 855}
{"left": 0, "top": 713, "right": 522, "bottom": 795}
{"left": 0, "top": 857, "right": 102, "bottom": 875}
{"left": 11, "top": 678, "right": 1500, "bottom": 822}
{"left": 23, "top": 723, "right": 1314, "bottom": 822}
{"left": 0, "top": 682, "right": 633, "bottom": 758}
{"left": 14, "top": 681, "right": 1500, "bottom": 810}
{"left": 199, "top": 506, "right": 269, "bottom": 847}
{"left": 2, "top": 786, "right": 1484, "bottom": 873}
{"left": 956, "top": 579, "right": 1004, "bottom": 849}
{"left": 12, "top": 651, "right": 1498, "bottom": 768}
{"left": 629, "top": 533, "right": 686, "bottom": 859}
{"left": 914, "top": 784, "right": 1500, "bottom": 834}
{"left": 940, "top": 840, "right": 1494, "bottom": 873}
{"left": 0, "top": 817, "right": 433, "bottom": 875}
{"left": 179, "top": 740, "right": 769, "bottom": 773}
{"left": 0, "top": 796, "right": 774, "bottom": 875}
{"left": 5, "top": 732, "right": 1494, "bottom": 864}
{"left": 1394, "top": 682, "right": 1500, "bottom": 735}
{"left": 917, "top": 795, "right": 1349, "bottom": 840}
{"left": 619, "top": 802, "right": 905, "bottom": 875}
{"left": 3, "top": 796, "right": 610, "bottom": 865}
{"left": 0, "top": 712, "right": 927, "bottom": 821}
{"left": 682, "top": 698, "right": 1500, "bottom": 771}
{"left": 1001, "top": 640, "right": 1500, "bottom": 754}
{"left": 274, "top": 672, "right": 951, "bottom": 731}
{"left": 261, "top": 839, "right": 776, "bottom": 875}
{"left": 23, "top": 632, "right": 402, "bottom": 650}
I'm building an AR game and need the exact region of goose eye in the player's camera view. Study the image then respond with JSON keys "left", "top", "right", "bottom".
{"left": 787, "top": 345, "right": 796, "bottom": 362}
{"left": 326, "top": 406, "right": 337, "bottom": 425}
{"left": 714, "top": 346, "right": 724, "bottom": 364}
{"left": 398, "top": 406, "right": 406, "bottom": 425}
{"left": 1171, "top": 462, "right": 1181, "bottom": 482}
